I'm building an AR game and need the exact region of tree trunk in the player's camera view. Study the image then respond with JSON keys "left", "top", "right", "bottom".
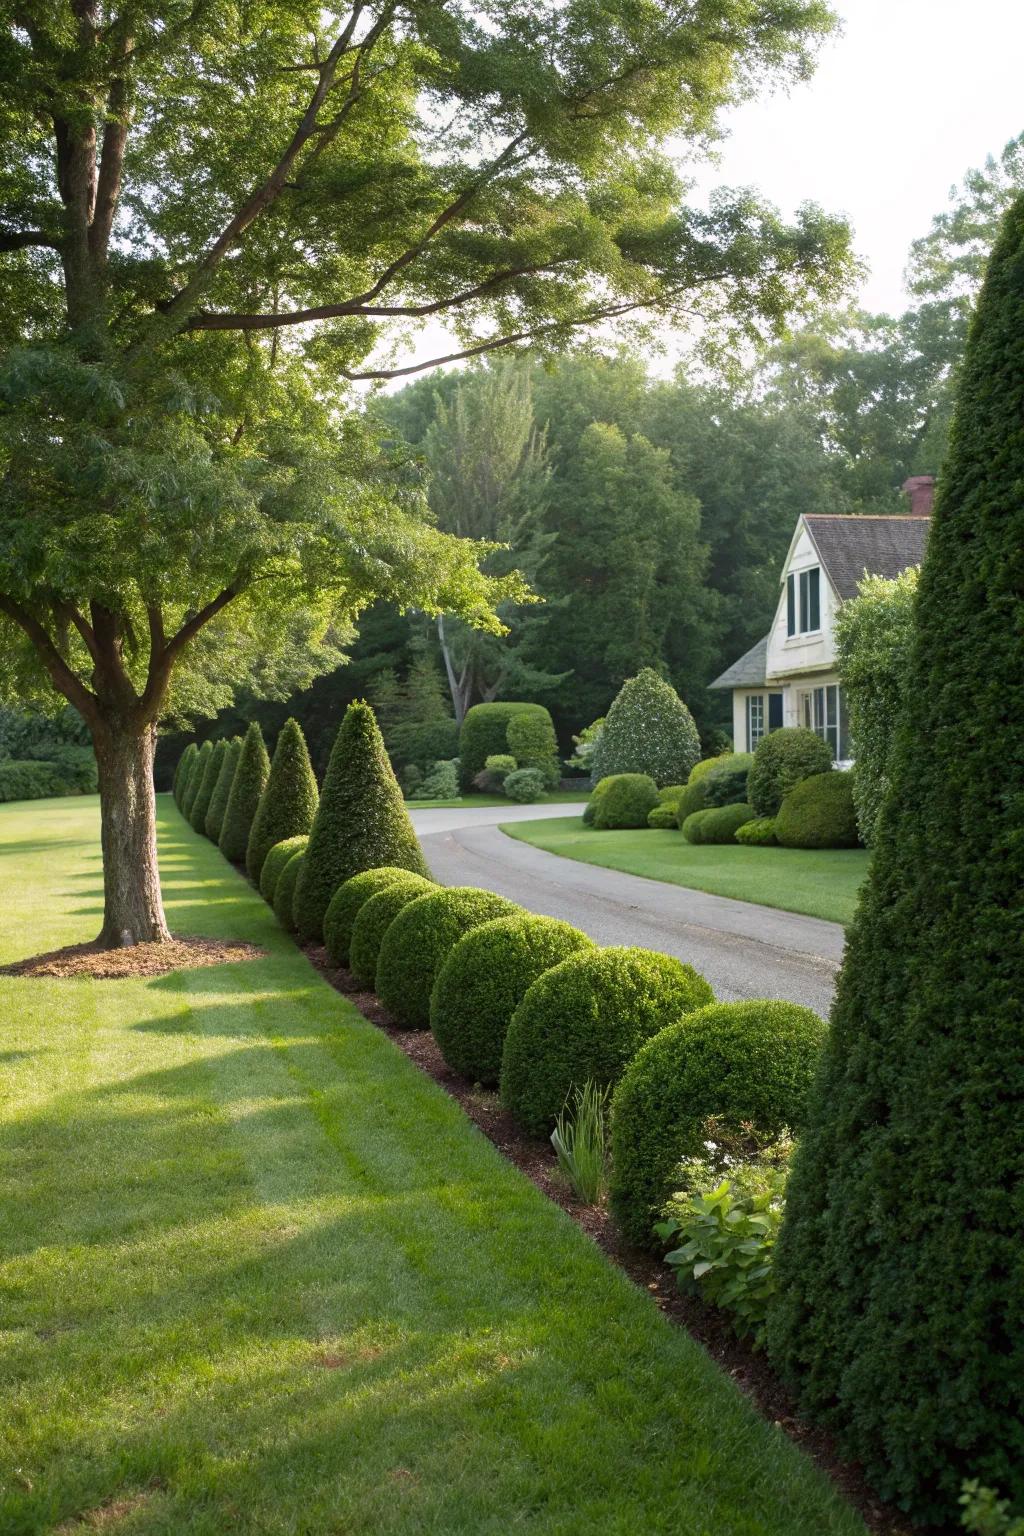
{"left": 93, "top": 721, "right": 171, "bottom": 946}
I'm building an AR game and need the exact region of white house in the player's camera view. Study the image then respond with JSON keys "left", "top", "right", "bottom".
{"left": 710, "top": 477, "right": 933, "bottom": 762}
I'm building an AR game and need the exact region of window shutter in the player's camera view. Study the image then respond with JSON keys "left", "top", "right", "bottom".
{"left": 787, "top": 574, "right": 795, "bottom": 636}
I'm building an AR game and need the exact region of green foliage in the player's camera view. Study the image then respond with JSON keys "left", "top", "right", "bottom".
{"left": 205, "top": 737, "right": 241, "bottom": 843}
{"left": 182, "top": 741, "right": 212, "bottom": 820}
{"left": 507, "top": 710, "right": 559, "bottom": 770}
{"left": 349, "top": 875, "right": 435, "bottom": 990}
{"left": 409, "top": 759, "right": 460, "bottom": 800}
{"left": 681, "top": 804, "right": 755, "bottom": 844}
{"left": 476, "top": 753, "right": 516, "bottom": 792}
{"left": 295, "top": 701, "right": 428, "bottom": 942}
{"left": 501, "top": 947, "right": 714, "bottom": 1138}
{"left": 503, "top": 767, "right": 546, "bottom": 804}
{"left": 218, "top": 723, "right": 270, "bottom": 864}
{"left": 591, "top": 773, "right": 659, "bottom": 829}
{"left": 735, "top": 816, "right": 777, "bottom": 847}
{"left": 688, "top": 754, "right": 731, "bottom": 784}
{"left": 376, "top": 887, "right": 521, "bottom": 1028}
{"left": 610, "top": 1000, "right": 826, "bottom": 1248}
{"left": 775, "top": 772, "right": 859, "bottom": 849}
{"left": 702, "top": 762, "right": 752, "bottom": 808}
{"left": 748, "top": 729, "right": 833, "bottom": 817}
{"left": 459, "top": 704, "right": 554, "bottom": 790}
{"left": 431, "top": 915, "right": 595, "bottom": 1086}
{"left": 189, "top": 739, "right": 226, "bottom": 835}
{"left": 372, "top": 641, "right": 458, "bottom": 772}
{"left": 647, "top": 803, "right": 679, "bottom": 829}
{"left": 173, "top": 743, "right": 198, "bottom": 809}
{"left": 769, "top": 194, "right": 1024, "bottom": 1524}
{"left": 324, "top": 867, "right": 430, "bottom": 971}
{"left": 259, "top": 835, "right": 309, "bottom": 904}
{"left": 835, "top": 569, "right": 919, "bottom": 845}
{"left": 0, "top": 760, "right": 68, "bottom": 802}
{"left": 551, "top": 1081, "right": 611, "bottom": 1205}
{"left": 567, "top": 717, "right": 605, "bottom": 775}
{"left": 590, "top": 669, "right": 701, "bottom": 788}
{"left": 245, "top": 718, "right": 319, "bottom": 884}
{"left": 960, "top": 1483, "right": 1024, "bottom": 1536}
{"left": 657, "top": 784, "right": 688, "bottom": 807}
{"left": 273, "top": 850, "right": 305, "bottom": 932}
{"left": 674, "top": 780, "right": 709, "bottom": 824}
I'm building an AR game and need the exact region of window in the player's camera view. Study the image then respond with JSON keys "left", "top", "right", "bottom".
{"left": 797, "top": 684, "right": 848, "bottom": 760}
{"left": 746, "top": 694, "right": 765, "bottom": 751}
{"left": 786, "top": 567, "right": 821, "bottom": 636}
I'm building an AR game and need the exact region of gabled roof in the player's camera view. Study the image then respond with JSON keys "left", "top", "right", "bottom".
{"left": 709, "top": 634, "right": 767, "bottom": 690}
{"left": 803, "top": 514, "right": 930, "bottom": 600}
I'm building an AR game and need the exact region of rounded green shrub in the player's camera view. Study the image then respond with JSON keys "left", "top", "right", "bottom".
{"left": 657, "top": 784, "right": 688, "bottom": 807}
{"left": 748, "top": 728, "right": 832, "bottom": 817}
{"left": 506, "top": 709, "right": 558, "bottom": 771}
{"left": 173, "top": 743, "right": 198, "bottom": 808}
{"left": 609, "top": 999, "right": 826, "bottom": 1247}
{"left": 702, "top": 760, "right": 751, "bottom": 808}
{"left": 259, "top": 835, "right": 309, "bottom": 903}
{"left": 590, "top": 669, "right": 701, "bottom": 788}
{"left": 376, "top": 886, "right": 521, "bottom": 1028}
{"left": 681, "top": 803, "right": 755, "bottom": 844}
{"left": 690, "top": 751, "right": 752, "bottom": 785}
{"left": 459, "top": 702, "right": 555, "bottom": 790}
{"left": 409, "top": 758, "right": 459, "bottom": 800}
{"left": 205, "top": 736, "right": 241, "bottom": 843}
{"left": 503, "top": 767, "right": 545, "bottom": 803}
{"left": 500, "top": 947, "right": 714, "bottom": 1137}
{"left": 181, "top": 739, "right": 211, "bottom": 819}
{"left": 591, "top": 772, "right": 659, "bottom": 830}
{"left": 324, "top": 866, "right": 430, "bottom": 969}
{"left": 674, "top": 779, "right": 708, "bottom": 825}
{"left": 349, "top": 874, "right": 434, "bottom": 988}
{"left": 734, "top": 816, "right": 777, "bottom": 847}
{"left": 295, "top": 700, "right": 428, "bottom": 941}
{"left": 687, "top": 753, "right": 728, "bottom": 785}
{"left": 273, "top": 850, "right": 305, "bottom": 932}
{"left": 581, "top": 777, "right": 612, "bottom": 826}
{"left": 431, "top": 914, "right": 595, "bottom": 1085}
{"left": 189, "top": 738, "right": 226, "bottom": 834}
{"left": 775, "top": 771, "right": 860, "bottom": 849}
{"left": 219, "top": 722, "right": 270, "bottom": 863}
{"left": 245, "top": 717, "right": 319, "bottom": 884}
{"left": 647, "top": 803, "right": 678, "bottom": 829}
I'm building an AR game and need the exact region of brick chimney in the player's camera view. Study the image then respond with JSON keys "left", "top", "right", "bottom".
{"left": 902, "top": 474, "right": 935, "bottom": 517}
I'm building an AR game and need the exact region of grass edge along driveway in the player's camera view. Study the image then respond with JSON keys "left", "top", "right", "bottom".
{"left": 0, "top": 794, "right": 865, "bottom": 1535}
{"left": 502, "top": 815, "right": 870, "bottom": 926}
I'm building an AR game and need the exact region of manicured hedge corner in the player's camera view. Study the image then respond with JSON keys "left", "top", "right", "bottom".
{"left": 458, "top": 702, "right": 554, "bottom": 790}
{"left": 246, "top": 717, "right": 319, "bottom": 885}
{"left": 609, "top": 999, "right": 827, "bottom": 1249}
{"left": 500, "top": 947, "right": 713, "bottom": 1138}
{"left": 324, "top": 866, "right": 432, "bottom": 969}
{"left": 748, "top": 728, "right": 832, "bottom": 818}
{"left": 681, "top": 803, "right": 755, "bottom": 844}
{"left": 591, "top": 773, "right": 659, "bottom": 830}
{"left": 376, "top": 887, "right": 520, "bottom": 1028}
{"left": 431, "top": 914, "right": 596, "bottom": 1085}
{"left": 273, "top": 850, "right": 305, "bottom": 932}
{"left": 219, "top": 722, "right": 270, "bottom": 863}
{"left": 259, "top": 835, "right": 309, "bottom": 904}
{"left": 775, "top": 772, "right": 860, "bottom": 849}
{"left": 205, "top": 737, "right": 241, "bottom": 843}
{"left": 348, "top": 874, "right": 434, "bottom": 989}
{"left": 189, "top": 738, "right": 226, "bottom": 834}
{"left": 295, "top": 700, "right": 428, "bottom": 942}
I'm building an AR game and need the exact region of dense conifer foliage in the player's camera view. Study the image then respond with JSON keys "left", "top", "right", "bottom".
{"left": 218, "top": 724, "right": 270, "bottom": 864}
{"left": 246, "top": 720, "right": 319, "bottom": 884}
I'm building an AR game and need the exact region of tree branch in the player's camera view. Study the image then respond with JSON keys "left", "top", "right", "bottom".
{"left": 0, "top": 594, "right": 99, "bottom": 722}
{"left": 0, "top": 230, "right": 60, "bottom": 253}
{"left": 164, "top": 585, "right": 239, "bottom": 661}
{"left": 89, "top": 52, "right": 132, "bottom": 265}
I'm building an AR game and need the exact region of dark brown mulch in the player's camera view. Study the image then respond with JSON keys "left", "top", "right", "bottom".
{"left": 2, "top": 936, "right": 266, "bottom": 980}
{"left": 306, "top": 941, "right": 915, "bottom": 1536}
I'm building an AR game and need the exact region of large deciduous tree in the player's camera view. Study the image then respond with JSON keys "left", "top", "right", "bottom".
{"left": 0, "top": 1, "right": 851, "bottom": 946}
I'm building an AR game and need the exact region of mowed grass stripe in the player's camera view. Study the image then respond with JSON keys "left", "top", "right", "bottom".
{"left": 0, "top": 795, "right": 866, "bottom": 1535}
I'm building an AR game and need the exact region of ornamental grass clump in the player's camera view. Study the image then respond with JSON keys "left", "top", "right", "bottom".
{"left": 205, "top": 736, "right": 241, "bottom": 843}
{"left": 376, "top": 886, "right": 520, "bottom": 1027}
{"left": 219, "top": 722, "right": 270, "bottom": 863}
{"left": 431, "top": 914, "right": 595, "bottom": 1085}
{"left": 245, "top": 718, "right": 319, "bottom": 884}
{"left": 325, "top": 866, "right": 433, "bottom": 970}
{"left": 551, "top": 1080, "right": 610, "bottom": 1205}
{"left": 348, "top": 874, "right": 435, "bottom": 989}
{"left": 500, "top": 947, "right": 713, "bottom": 1138}
{"left": 189, "top": 738, "right": 226, "bottom": 834}
{"left": 259, "top": 835, "right": 308, "bottom": 903}
{"left": 590, "top": 669, "right": 701, "bottom": 788}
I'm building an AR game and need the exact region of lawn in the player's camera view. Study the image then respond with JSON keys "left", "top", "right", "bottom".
{"left": 0, "top": 795, "right": 866, "bottom": 1536}
{"left": 503, "top": 817, "right": 870, "bottom": 926}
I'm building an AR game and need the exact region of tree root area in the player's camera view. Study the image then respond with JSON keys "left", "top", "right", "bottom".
{"left": 2, "top": 936, "right": 265, "bottom": 980}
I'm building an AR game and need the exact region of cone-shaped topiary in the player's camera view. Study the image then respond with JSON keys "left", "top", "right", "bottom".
{"left": 294, "top": 700, "right": 429, "bottom": 942}
{"left": 324, "top": 866, "right": 432, "bottom": 969}
{"left": 590, "top": 669, "right": 700, "bottom": 788}
{"left": 348, "top": 874, "right": 434, "bottom": 989}
{"left": 610, "top": 1000, "right": 827, "bottom": 1249}
{"left": 375, "top": 886, "right": 520, "bottom": 1027}
{"left": 273, "top": 849, "right": 305, "bottom": 931}
{"left": 173, "top": 743, "right": 197, "bottom": 808}
{"left": 218, "top": 722, "right": 269, "bottom": 864}
{"left": 259, "top": 835, "right": 308, "bottom": 903}
{"left": 181, "top": 739, "right": 211, "bottom": 819}
{"left": 768, "top": 196, "right": 1024, "bottom": 1524}
{"left": 432, "top": 914, "right": 596, "bottom": 1086}
{"left": 205, "top": 736, "right": 242, "bottom": 843}
{"left": 189, "top": 738, "right": 226, "bottom": 834}
{"left": 245, "top": 718, "right": 319, "bottom": 885}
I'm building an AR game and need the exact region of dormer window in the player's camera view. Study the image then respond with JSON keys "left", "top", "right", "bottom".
{"left": 786, "top": 566, "right": 820, "bottom": 636}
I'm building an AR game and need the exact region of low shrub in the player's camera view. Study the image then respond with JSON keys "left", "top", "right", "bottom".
{"left": 503, "top": 767, "right": 545, "bottom": 803}
{"left": 324, "top": 866, "right": 430, "bottom": 969}
{"left": 687, "top": 753, "right": 730, "bottom": 785}
{"left": 581, "top": 777, "right": 612, "bottom": 826}
{"left": 506, "top": 710, "right": 559, "bottom": 785}
{"left": 748, "top": 728, "right": 832, "bottom": 817}
{"left": 259, "top": 835, "right": 308, "bottom": 903}
{"left": 459, "top": 702, "right": 554, "bottom": 789}
{"left": 734, "top": 816, "right": 777, "bottom": 847}
{"left": 349, "top": 873, "right": 435, "bottom": 988}
{"left": 0, "top": 759, "right": 65, "bottom": 802}
{"left": 657, "top": 783, "right": 688, "bottom": 807}
{"left": 775, "top": 770, "right": 860, "bottom": 849}
{"left": 401, "top": 763, "right": 423, "bottom": 797}
{"left": 409, "top": 759, "right": 459, "bottom": 800}
{"left": 376, "top": 886, "right": 520, "bottom": 1028}
{"left": 591, "top": 773, "right": 659, "bottom": 830}
{"left": 959, "top": 1483, "right": 1024, "bottom": 1536}
{"left": 500, "top": 947, "right": 714, "bottom": 1137}
{"left": 647, "top": 803, "right": 679, "bottom": 829}
{"left": 609, "top": 999, "right": 827, "bottom": 1248}
{"left": 674, "top": 779, "right": 708, "bottom": 824}
{"left": 473, "top": 753, "right": 517, "bottom": 792}
{"left": 273, "top": 850, "right": 305, "bottom": 931}
{"left": 431, "top": 914, "right": 595, "bottom": 1085}
{"left": 681, "top": 803, "right": 756, "bottom": 844}
{"left": 702, "top": 761, "right": 751, "bottom": 808}
{"left": 43, "top": 743, "right": 97, "bottom": 793}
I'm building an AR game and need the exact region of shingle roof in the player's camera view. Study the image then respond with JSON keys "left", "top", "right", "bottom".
{"left": 804, "top": 514, "right": 930, "bottom": 600}
{"left": 709, "top": 634, "right": 768, "bottom": 690}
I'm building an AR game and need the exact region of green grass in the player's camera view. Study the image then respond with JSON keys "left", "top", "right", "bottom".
{"left": 0, "top": 794, "right": 866, "bottom": 1535}
{"left": 502, "top": 817, "right": 870, "bottom": 926}
{"left": 406, "top": 789, "right": 588, "bottom": 809}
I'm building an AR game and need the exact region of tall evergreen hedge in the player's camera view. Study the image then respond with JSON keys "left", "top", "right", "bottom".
{"left": 245, "top": 718, "right": 319, "bottom": 884}
{"left": 590, "top": 669, "right": 700, "bottom": 788}
{"left": 769, "top": 195, "right": 1024, "bottom": 1524}
{"left": 458, "top": 702, "right": 554, "bottom": 790}
{"left": 218, "top": 722, "right": 269, "bottom": 864}
{"left": 181, "top": 739, "right": 211, "bottom": 819}
{"left": 294, "top": 700, "right": 429, "bottom": 942}
{"left": 189, "top": 738, "right": 225, "bottom": 834}
{"left": 173, "top": 742, "right": 198, "bottom": 809}
{"left": 205, "top": 736, "right": 241, "bottom": 843}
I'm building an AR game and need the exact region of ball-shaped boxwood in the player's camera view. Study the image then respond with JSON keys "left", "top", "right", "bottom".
{"left": 348, "top": 874, "right": 435, "bottom": 989}
{"left": 775, "top": 771, "right": 860, "bottom": 849}
{"left": 610, "top": 1000, "right": 827, "bottom": 1248}
{"left": 326, "top": 866, "right": 433, "bottom": 970}
{"left": 273, "top": 849, "right": 305, "bottom": 931}
{"left": 591, "top": 773, "right": 659, "bottom": 830}
{"left": 681, "top": 803, "right": 755, "bottom": 844}
{"left": 674, "top": 778, "right": 708, "bottom": 825}
{"left": 647, "top": 803, "right": 678, "bottom": 829}
{"left": 748, "top": 727, "right": 832, "bottom": 818}
{"left": 431, "top": 914, "right": 596, "bottom": 1085}
{"left": 259, "top": 835, "right": 308, "bottom": 903}
{"left": 500, "top": 947, "right": 714, "bottom": 1137}
{"left": 376, "top": 887, "right": 521, "bottom": 1028}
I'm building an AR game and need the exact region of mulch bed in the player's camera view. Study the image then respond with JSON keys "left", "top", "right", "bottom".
{"left": 307, "top": 941, "right": 916, "bottom": 1536}
{"left": 2, "top": 936, "right": 265, "bottom": 980}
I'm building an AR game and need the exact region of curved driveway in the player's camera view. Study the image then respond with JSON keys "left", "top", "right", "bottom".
{"left": 410, "top": 803, "right": 844, "bottom": 1018}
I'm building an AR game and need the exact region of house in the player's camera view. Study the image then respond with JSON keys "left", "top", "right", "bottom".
{"left": 710, "top": 477, "right": 933, "bottom": 762}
